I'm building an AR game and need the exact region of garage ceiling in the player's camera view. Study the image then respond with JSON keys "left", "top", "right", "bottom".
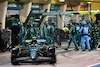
{"left": 0, "top": 0, "right": 100, "bottom": 5}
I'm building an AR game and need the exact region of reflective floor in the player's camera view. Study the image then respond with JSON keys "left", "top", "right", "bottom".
{"left": 0, "top": 42, "right": 100, "bottom": 67}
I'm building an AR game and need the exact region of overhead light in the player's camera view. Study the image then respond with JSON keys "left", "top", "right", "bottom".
{"left": 97, "top": 9, "right": 99, "bottom": 11}
{"left": 71, "top": 13, "right": 74, "bottom": 16}
{"left": 80, "top": 2, "right": 84, "bottom": 5}
{"left": 45, "top": 0, "right": 48, "bottom": 1}
{"left": 87, "top": 2, "right": 91, "bottom": 4}
{"left": 52, "top": 1, "right": 56, "bottom": 4}
{"left": 59, "top": 0, "right": 65, "bottom": 2}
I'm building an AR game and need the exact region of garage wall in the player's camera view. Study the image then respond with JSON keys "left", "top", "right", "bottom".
{"left": 91, "top": 2, "right": 100, "bottom": 21}
{"left": 6, "top": 10, "right": 19, "bottom": 15}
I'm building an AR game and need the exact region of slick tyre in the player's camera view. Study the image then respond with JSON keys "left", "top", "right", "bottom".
{"left": 49, "top": 55, "right": 56, "bottom": 64}
{"left": 11, "top": 49, "right": 19, "bottom": 65}
{"left": 11, "top": 55, "right": 19, "bottom": 65}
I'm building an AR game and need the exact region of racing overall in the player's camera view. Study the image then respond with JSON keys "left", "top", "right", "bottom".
{"left": 18, "top": 26, "right": 25, "bottom": 48}
{"left": 34, "top": 26, "right": 40, "bottom": 36}
{"left": 42, "top": 26, "right": 52, "bottom": 45}
{"left": 87, "top": 23, "right": 92, "bottom": 38}
{"left": 91, "top": 23, "right": 99, "bottom": 49}
{"left": 74, "top": 24, "right": 81, "bottom": 46}
{"left": 66, "top": 26, "right": 79, "bottom": 50}
{"left": 49, "top": 25, "right": 55, "bottom": 44}
{"left": 80, "top": 26, "right": 91, "bottom": 50}
{"left": 27, "top": 26, "right": 35, "bottom": 39}
{"left": 87, "top": 22, "right": 92, "bottom": 48}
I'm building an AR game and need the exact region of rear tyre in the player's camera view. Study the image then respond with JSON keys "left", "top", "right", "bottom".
{"left": 49, "top": 55, "right": 56, "bottom": 64}
{"left": 11, "top": 61, "right": 19, "bottom": 65}
{"left": 57, "top": 35, "right": 62, "bottom": 46}
{"left": 11, "top": 49, "right": 19, "bottom": 65}
{"left": 48, "top": 46, "right": 56, "bottom": 64}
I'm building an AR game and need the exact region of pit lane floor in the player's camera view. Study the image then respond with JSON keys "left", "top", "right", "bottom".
{"left": 0, "top": 42, "right": 100, "bottom": 67}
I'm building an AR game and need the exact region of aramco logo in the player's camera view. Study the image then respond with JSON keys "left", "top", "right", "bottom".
{"left": 31, "top": 4, "right": 39, "bottom": 8}
{"left": 8, "top": 3, "right": 17, "bottom": 7}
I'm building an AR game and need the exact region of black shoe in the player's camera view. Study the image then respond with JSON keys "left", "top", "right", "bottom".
{"left": 75, "top": 48, "right": 79, "bottom": 51}
{"left": 0, "top": 50, "right": 2, "bottom": 53}
{"left": 82, "top": 50, "right": 85, "bottom": 51}
{"left": 98, "top": 46, "right": 100, "bottom": 48}
{"left": 65, "top": 48, "right": 68, "bottom": 51}
{"left": 78, "top": 43, "right": 80, "bottom": 46}
{"left": 91, "top": 48, "right": 93, "bottom": 50}
{"left": 89, "top": 49, "right": 91, "bottom": 51}
{"left": 56, "top": 46, "right": 58, "bottom": 48}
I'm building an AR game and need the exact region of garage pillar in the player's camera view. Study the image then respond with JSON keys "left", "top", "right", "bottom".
{"left": 58, "top": 4, "right": 67, "bottom": 29}
{"left": 41, "top": 3, "right": 51, "bottom": 28}
{"left": 21, "top": 2, "right": 32, "bottom": 23}
{"left": 72, "top": 5, "right": 80, "bottom": 22}
{"left": 0, "top": 1, "right": 8, "bottom": 29}
{"left": 91, "top": 3, "right": 100, "bottom": 21}
{"left": 88, "top": 3, "right": 91, "bottom": 20}
{"left": 84, "top": 3, "right": 91, "bottom": 20}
